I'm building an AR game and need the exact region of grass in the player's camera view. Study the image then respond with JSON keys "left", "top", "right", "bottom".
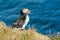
{"left": 51, "top": 36, "right": 60, "bottom": 40}
{"left": 0, "top": 21, "right": 60, "bottom": 40}
{"left": 50, "top": 32, "right": 60, "bottom": 40}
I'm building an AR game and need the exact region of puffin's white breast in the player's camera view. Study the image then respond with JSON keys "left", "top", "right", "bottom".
{"left": 22, "top": 15, "right": 29, "bottom": 29}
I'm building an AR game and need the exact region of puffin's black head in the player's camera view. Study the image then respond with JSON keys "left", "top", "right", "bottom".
{"left": 21, "top": 8, "right": 30, "bottom": 15}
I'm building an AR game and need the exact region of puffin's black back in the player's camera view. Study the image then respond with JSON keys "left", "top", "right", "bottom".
{"left": 12, "top": 15, "right": 26, "bottom": 28}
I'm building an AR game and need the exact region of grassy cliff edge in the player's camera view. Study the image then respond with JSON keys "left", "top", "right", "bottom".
{"left": 0, "top": 21, "right": 52, "bottom": 40}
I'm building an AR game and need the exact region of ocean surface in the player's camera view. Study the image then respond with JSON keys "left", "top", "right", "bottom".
{"left": 0, "top": 0, "right": 60, "bottom": 35}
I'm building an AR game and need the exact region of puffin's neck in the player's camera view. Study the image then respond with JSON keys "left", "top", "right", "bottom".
{"left": 21, "top": 13, "right": 28, "bottom": 17}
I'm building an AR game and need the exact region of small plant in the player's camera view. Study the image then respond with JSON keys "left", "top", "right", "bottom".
{"left": 50, "top": 32, "right": 60, "bottom": 40}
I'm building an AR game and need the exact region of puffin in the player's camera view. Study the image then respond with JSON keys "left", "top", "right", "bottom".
{"left": 12, "top": 8, "right": 30, "bottom": 30}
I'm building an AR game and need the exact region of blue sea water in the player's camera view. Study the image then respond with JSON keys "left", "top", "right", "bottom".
{"left": 0, "top": 0, "right": 60, "bottom": 35}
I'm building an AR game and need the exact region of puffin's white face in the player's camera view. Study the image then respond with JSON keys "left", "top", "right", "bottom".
{"left": 22, "top": 8, "right": 30, "bottom": 14}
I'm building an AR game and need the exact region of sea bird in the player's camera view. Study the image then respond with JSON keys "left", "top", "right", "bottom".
{"left": 12, "top": 8, "right": 30, "bottom": 30}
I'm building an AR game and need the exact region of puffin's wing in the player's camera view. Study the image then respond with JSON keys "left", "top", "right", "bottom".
{"left": 12, "top": 16, "right": 25, "bottom": 28}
